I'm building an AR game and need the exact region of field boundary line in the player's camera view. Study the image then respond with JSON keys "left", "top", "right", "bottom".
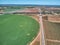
{"left": 46, "top": 39, "right": 60, "bottom": 43}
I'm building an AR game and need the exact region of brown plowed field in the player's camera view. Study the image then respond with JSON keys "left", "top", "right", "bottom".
{"left": 43, "top": 15, "right": 60, "bottom": 45}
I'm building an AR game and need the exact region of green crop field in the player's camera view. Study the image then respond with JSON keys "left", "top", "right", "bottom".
{"left": 0, "top": 14, "right": 40, "bottom": 45}
{"left": 4, "top": 8, "right": 24, "bottom": 12}
{"left": 1, "top": 7, "right": 25, "bottom": 12}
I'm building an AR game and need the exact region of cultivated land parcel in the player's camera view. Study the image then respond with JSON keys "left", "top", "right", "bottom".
{"left": 43, "top": 15, "right": 60, "bottom": 45}
{"left": 0, "top": 14, "right": 40, "bottom": 45}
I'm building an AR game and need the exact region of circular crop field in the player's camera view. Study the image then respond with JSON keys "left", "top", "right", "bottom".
{"left": 0, "top": 14, "right": 40, "bottom": 45}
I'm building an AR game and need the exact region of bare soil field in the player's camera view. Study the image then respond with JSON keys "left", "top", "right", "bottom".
{"left": 43, "top": 15, "right": 60, "bottom": 45}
